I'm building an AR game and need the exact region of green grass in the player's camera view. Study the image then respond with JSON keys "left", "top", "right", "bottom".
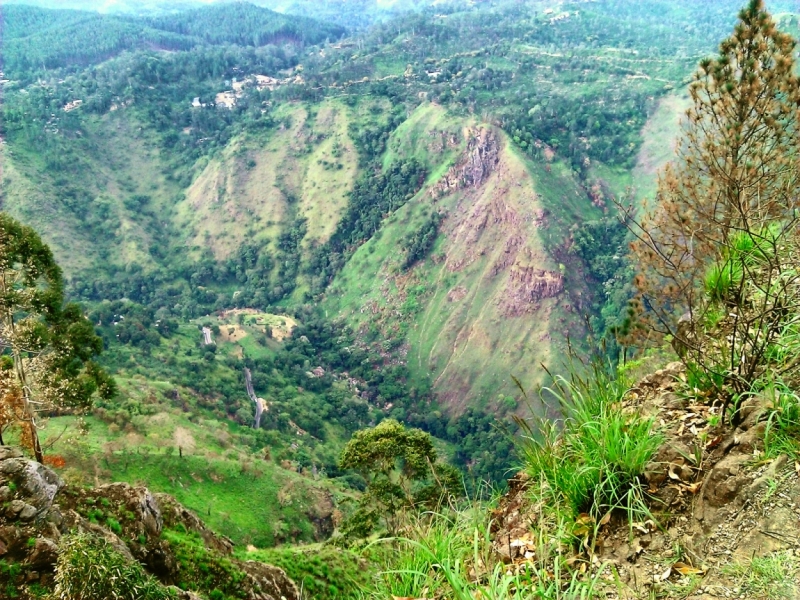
{"left": 361, "top": 509, "right": 604, "bottom": 600}
{"left": 722, "top": 551, "right": 800, "bottom": 599}
{"left": 759, "top": 380, "right": 800, "bottom": 459}
{"left": 518, "top": 359, "right": 662, "bottom": 522}
{"left": 41, "top": 411, "right": 338, "bottom": 547}
{"left": 245, "top": 545, "right": 376, "bottom": 600}
{"left": 381, "top": 103, "right": 463, "bottom": 170}
{"left": 53, "top": 533, "right": 172, "bottom": 600}
{"left": 162, "top": 529, "right": 249, "bottom": 600}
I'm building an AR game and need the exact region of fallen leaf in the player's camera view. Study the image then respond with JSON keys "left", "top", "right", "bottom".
{"left": 661, "top": 566, "right": 672, "bottom": 581}
{"left": 668, "top": 466, "right": 682, "bottom": 481}
{"left": 598, "top": 511, "right": 612, "bottom": 526}
{"left": 633, "top": 522, "right": 649, "bottom": 534}
{"left": 673, "top": 562, "right": 704, "bottom": 576}
{"left": 573, "top": 524, "right": 590, "bottom": 537}
{"left": 684, "top": 481, "right": 703, "bottom": 494}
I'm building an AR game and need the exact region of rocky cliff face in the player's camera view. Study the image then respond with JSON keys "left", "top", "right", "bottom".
{"left": 500, "top": 262, "right": 564, "bottom": 318}
{"left": 0, "top": 447, "right": 299, "bottom": 600}
{"left": 430, "top": 127, "right": 500, "bottom": 199}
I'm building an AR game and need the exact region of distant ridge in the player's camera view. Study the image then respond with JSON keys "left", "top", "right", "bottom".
{"left": 2, "top": 2, "right": 345, "bottom": 78}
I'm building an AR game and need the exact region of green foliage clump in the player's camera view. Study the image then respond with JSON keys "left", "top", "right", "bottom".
{"left": 248, "top": 546, "right": 375, "bottom": 600}
{"left": 704, "top": 260, "right": 743, "bottom": 304}
{"left": 0, "top": 213, "right": 115, "bottom": 460}
{"left": 52, "top": 533, "right": 173, "bottom": 600}
{"left": 162, "top": 529, "right": 248, "bottom": 599}
{"left": 401, "top": 212, "right": 442, "bottom": 270}
{"left": 519, "top": 361, "right": 662, "bottom": 521}
{"left": 703, "top": 228, "right": 781, "bottom": 304}
{"left": 339, "top": 419, "right": 462, "bottom": 538}
{"left": 756, "top": 380, "right": 800, "bottom": 459}
{"left": 1, "top": 559, "right": 24, "bottom": 598}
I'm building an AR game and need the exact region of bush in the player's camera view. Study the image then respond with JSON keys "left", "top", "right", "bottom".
{"left": 518, "top": 360, "right": 663, "bottom": 521}
{"left": 53, "top": 533, "right": 173, "bottom": 600}
{"left": 161, "top": 529, "right": 248, "bottom": 598}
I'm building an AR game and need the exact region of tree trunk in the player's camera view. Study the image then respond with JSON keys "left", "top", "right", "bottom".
{"left": 10, "top": 329, "right": 44, "bottom": 463}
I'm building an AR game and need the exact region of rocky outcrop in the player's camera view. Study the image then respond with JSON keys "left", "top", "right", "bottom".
{"left": 499, "top": 264, "right": 564, "bottom": 317}
{"left": 0, "top": 448, "right": 300, "bottom": 600}
{"left": 0, "top": 446, "right": 64, "bottom": 523}
{"left": 431, "top": 127, "right": 499, "bottom": 199}
{"left": 241, "top": 560, "right": 300, "bottom": 600}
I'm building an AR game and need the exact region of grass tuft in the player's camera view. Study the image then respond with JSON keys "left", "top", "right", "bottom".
{"left": 362, "top": 509, "right": 603, "bottom": 600}
{"left": 722, "top": 550, "right": 800, "bottom": 599}
{"left": 517, "top": 359, "right": 662, "bottom": 523}
{"left": 760, "top": 380, "right": 800, "bottom": 459}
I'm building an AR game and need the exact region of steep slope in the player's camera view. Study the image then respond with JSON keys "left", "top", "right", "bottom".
{"left": 322, "top": 103, "right": 599, "bottom": 410}
{"left": 175, "top": 100, "right": 359, "bottom": 261}
{"left": 0, "top": 446, "right": 302, "bottom": 599}
{"left": 0, "top": 114, "right": 182, "bottom": 274}
{"left": 631, "top": 92, "right": 692, "bottom": 203}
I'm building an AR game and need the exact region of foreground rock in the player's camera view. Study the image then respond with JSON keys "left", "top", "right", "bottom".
{"left": 0, "top": 447, "right": 299, "bottom": 600}
{"left": 491, "top": 362, "right": 800, "bottom": 599}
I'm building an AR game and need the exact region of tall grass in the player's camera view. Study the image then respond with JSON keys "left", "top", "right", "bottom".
{"left": 760, "top": 379, "right": 800, "bottom": 459}
{"left": 362, "top": 509, "right": 603, "bottom": 600}
{"left": 517, "top": 360, "right": 662, "bottom": 522}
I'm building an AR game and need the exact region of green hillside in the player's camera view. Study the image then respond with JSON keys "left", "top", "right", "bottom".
{"left": 2, "top": 0, "right": 798, "bottom": 495}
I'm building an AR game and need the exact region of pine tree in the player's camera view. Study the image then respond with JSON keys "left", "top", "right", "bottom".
{"left": 622, "top": 0, "right": 800, "bottom": 411}
{"left": 0, "top": 214, "right": 115, "bottom": 462}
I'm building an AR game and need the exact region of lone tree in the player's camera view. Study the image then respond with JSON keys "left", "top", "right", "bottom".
{"left": 0, "top": 214, "right": 115, "bottom": 462}
{"left": 339, "top": 419, "right": 462, "bottom": 537}
{"left": 622, "top": 0, "right": 800, "bottom": 416}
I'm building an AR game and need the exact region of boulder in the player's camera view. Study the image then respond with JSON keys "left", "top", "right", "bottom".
{"left": 0, "top": 453, "right": 64, "bottom": 520}
{"left": 94, "top": 483, "right": 163, "bottom": 538}
{"left": 26, "top": 537, "right": 59, "bottom": 569}
{"left": 0, "top": 447, "right": 23, "bottom": 461}
{"left": 241, "top": 561, "right": 300, "bottom": 600}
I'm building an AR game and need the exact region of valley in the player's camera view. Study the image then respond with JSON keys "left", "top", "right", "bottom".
{"left": 0, "top": 0, "right": 726, "bottom": 498}
{"left": 4, "top": 1, "right": 800, "bottom": 599}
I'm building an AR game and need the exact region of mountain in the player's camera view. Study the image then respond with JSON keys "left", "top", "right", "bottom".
{"left": 4, "top": 2, "right": 800, "bottom": 599}
{"left": 3, "top": 0, "right": 800, "bottom": 501}
{"left": 0, "top": 0, "right": 433, "bottom": 27}
{"left": 1, "top": 3, "right": 345, "bottom": 78}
